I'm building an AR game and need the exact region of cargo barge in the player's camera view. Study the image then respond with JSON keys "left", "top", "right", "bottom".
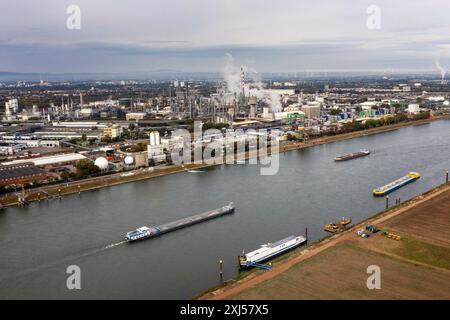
{"left": 335, "top": 149, "right": 370, "bottom": 161}
{"left": 125, "top": 203, "right": 234, "bottom": 242}
{"left": 238, "top": 235, "right": 307, "bottom": 269}
{"left": 373, "top": 172, "right": 420, "bottom": 197}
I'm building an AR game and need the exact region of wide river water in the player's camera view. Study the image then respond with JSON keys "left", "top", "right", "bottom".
{"left": 0, "top": 120, "right": 449, "bottom": 299}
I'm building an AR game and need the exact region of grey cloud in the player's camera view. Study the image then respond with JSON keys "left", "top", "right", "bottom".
{"left": 0, "top": 0, "right": 450, "bottom": 73}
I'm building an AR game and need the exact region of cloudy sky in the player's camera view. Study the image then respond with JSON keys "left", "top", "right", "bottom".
{"left": 1, "top": 0, "right": 450, "bottom": 74}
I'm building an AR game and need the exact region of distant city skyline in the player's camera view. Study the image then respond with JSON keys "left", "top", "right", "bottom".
{"left": 1, "top": 0, "right": 450, "bottom": 74}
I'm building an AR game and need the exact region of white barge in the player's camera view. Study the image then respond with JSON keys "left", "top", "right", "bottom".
{"left": 239, "top": 235, "right": 307, "bottom": 269}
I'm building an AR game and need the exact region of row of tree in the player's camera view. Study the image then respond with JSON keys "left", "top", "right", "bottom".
{"left": 340, "top": 112, "right": 429, "bottom": 134}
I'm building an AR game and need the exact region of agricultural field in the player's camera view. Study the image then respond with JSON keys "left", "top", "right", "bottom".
{"left": 232, "top": 243, "right": 450, "bottom": 300}
{"left": 210, "top": 186, "right": 450, "bottom": 300}
{"left": 381, "top": 191, "right": 450, "bottom": 246}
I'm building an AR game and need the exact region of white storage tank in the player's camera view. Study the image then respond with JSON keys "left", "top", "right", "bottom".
{"left": 124, "top": 155, "right": 134, "bottom": 165}
{"left": 94, "top": 157, "right": 109, "bottom": 170}
{"left": 150, "top": 132, "right": 156, "bottom": 146}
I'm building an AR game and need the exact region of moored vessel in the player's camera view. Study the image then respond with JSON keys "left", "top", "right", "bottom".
{"left": 339, "top": 217, "right": 352, "bottom": 226}
{"left": 373, "top": 172, "right": 420, "bottom": 197}
{"left": 238, "top": 235, "right": 307, "bottom": 269}
{"left": 324, "top": 222, "right": 344, "bottom": 233}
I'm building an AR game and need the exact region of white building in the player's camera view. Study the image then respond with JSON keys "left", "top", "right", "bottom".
{"left": 408, "top": 104, "right": 420, "bottom": 114}
{"left": 102, "top": 124, "right": 122, "bottom": 139}
{"left": 147, "top": 131, "right": 166, "bottom": 162}
{"left": 301, "top": 104, "right": 321, "bottom": 118}
{"left": 3, "top": 99, "right": 19, "bottom": 121}
{"left": 126, "top": 112, "right": 146, "bottom": 121}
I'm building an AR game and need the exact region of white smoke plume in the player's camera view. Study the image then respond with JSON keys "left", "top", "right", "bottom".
{"left": 434, "top": 58, "right": 446, "bottom": 81}
{"left": 223, "top": 53, "right": 282, "bottom": 113}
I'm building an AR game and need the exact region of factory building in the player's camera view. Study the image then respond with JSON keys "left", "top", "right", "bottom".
{"left": 408, "top": 104, "right": 420, "bottom": 114}
{"left": 102, "top": 124, "right": 122, "bottom": 139}
{"left": 133, "top": 151, "right": 149, "bottom": 168}
{"left": 301, "top": 104, "right": 321, "bottom": 118}
{"left": 148, "top": 131, "right": 166, "bottom": 164}
{"left": 0, "top": 142, "right": 27, "bottom": 155}
{"left": 3, "top": 99, "right": 19, "bottom": 121}
{"left": 0, "top": 162, "right": 48, "bottom": 187}
{"left": 0, "top": 136, "right": 61, "bottom": 148}
{"left": 274, "top": 110, "right": 305, "bottom": 121}
{"left": 126, "top": 112, "right": 147, "bottom": 121}
{"left": 1, "top": 153, "right": 87, "bottom": 168}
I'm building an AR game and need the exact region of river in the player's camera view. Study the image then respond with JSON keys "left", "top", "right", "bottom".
{"left": 0, "top": 120, "right": 449, "bottom": 299}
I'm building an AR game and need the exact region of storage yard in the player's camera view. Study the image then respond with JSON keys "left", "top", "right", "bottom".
{"left": 200, "top": 182, "right": 450, "bottom": 300}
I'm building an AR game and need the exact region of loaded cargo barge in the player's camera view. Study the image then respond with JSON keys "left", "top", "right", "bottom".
{"left": 373, "top": 172, "right": 420, "bottom": 197}
{"left": 125, "top": 203, "right": 234, "bottom": 242}
{"left": 239, "top": 235, "right": 307, "bottom": 269}
{"left": 335, "top": 149, "right": 370, "bottom": 161}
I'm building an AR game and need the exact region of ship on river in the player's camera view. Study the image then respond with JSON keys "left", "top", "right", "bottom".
{"left": 335, "top": 150, "right": 370, "bottom": 161}
{"left": 373, "top": 172, "right": 421, "bottom": 197}
{"left": 239, "top": 235, "right": 307, "bottom": 269}
{"left": 125, "top": 203, "right": 234, "bottom": 242}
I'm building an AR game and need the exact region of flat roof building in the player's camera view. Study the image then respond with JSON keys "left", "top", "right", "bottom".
{"left": 2, "top": 153, "right": 87, "bottom": 167}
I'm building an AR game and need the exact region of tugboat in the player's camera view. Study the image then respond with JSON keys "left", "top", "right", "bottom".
{"left": 339, "top": 217, "right": 352, "bottom": 226}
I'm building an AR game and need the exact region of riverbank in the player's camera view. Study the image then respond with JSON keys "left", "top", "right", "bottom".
{"left": 197, "top": 180, "right": 450, "bottom": 300}
{"left": 1, "top": 115, "right": 446, "bottom": 207}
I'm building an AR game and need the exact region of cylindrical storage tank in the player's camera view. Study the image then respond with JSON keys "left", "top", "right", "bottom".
{"left": 150, "top": 132, "right": 156, "bottom": 146}
{"left": 94, "top": 157, "right": 109, "bottom": 170}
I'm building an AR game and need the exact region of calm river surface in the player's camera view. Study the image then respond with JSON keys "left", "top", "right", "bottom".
{"left": 0, "top": 120, "right": 449, "bottom": 299}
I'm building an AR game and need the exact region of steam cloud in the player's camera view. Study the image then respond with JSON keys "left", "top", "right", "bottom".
{"left": 223, "top": 53, "right": 282, "bottom": 113}
{"left": 434, "top": 58, "right": 446, "bottom": 81}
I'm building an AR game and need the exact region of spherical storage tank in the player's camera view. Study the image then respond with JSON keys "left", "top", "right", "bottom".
{"left": 124, "top": 155, "right": 134, "bottom": 165}
{"left": 94, "top": 157, "right": 109, "bottom": 170}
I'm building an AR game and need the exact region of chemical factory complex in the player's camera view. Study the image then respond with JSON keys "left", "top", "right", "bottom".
{"left": 0, "top": 73, "right": 449, "bottom": 198}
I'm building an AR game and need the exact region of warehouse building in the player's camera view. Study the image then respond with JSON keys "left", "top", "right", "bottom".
{"left": 1, "top": 153, "right": 87, "bottom": 168}
{"left": 0, "top": 162, "right": 48, "bottom": 186}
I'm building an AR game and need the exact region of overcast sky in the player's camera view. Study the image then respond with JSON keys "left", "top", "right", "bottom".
{"left": 1, "top": 0, "right": 450, "bottom": 74}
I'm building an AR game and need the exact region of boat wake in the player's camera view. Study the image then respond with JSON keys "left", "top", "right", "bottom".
{"left": 0, "top": 240, "right": 127, "bottom": 282}
{"left": 104, "top": 240, "right": 127, "bottom": 249}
